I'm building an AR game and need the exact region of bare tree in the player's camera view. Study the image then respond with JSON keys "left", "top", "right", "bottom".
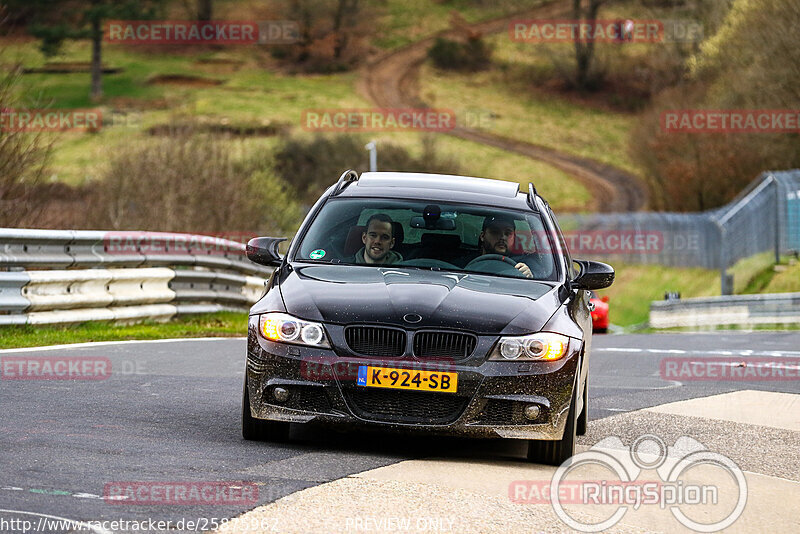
{"left": 332, "top": 0, "right": 359, "bottom": 59}
{"left": 7, "top": 0, "right": 165, "bottom": 102}
{"left": 573, "top": 0, "right": 604, "bottom": 90}
{"left": 197, "top": 0, "right": 213, "bottom": 21}
{"left": 89, "top": 124, "right": 301, "bottom": 235}
{"left": 0, "top": 45, "right": 52, "bottom": 226}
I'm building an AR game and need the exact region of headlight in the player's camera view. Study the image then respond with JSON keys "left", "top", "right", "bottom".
{"left": 489, "top": 332, "right": 569, "bottom": 361}
{"left": 259, "top": 313, "right": 330, "bottom": 348}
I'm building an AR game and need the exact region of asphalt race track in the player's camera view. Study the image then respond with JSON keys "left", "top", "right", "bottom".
{"left": 1, "top": 333, "right": 798, "bottom": 533}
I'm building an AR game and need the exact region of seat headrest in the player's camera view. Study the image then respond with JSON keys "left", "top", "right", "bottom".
{"left": 344, "top": 225, "right": 365, "bottom": 256}
{"left": 391, "top": 222, "right": 404, "bottom": 245}
{"left": 420, "top": 233, "right": 461, "bottom": 249}
{"left": 509, "top": 231, "right": 526, "bottom": 255}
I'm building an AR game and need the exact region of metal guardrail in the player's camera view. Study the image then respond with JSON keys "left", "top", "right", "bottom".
{"left": 650, "top": 293, "right": 800, "bottom": 329}
{"left": 0, "top": 229, "right": 272, "bottom": 325}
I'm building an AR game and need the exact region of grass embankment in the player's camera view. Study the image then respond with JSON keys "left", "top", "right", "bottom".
{"left": 6, "top": 36, "right": 368, "bottom": 185}
{"left": 740, "top": 255, "right": 800, "bottom": 294}
{"left": 0, "top": 312, "right": 247, "bottom": 350}
{"left": 420, "top": 36, "right": 640, "bottom": 175}
{"left": 418, "top": 0, "right": 708, "bottom": 176}
{"left": 3, "top": 11, "right": 589, "bottom": 210}
{"left": 598, "top": 255, "right": 800, "bottom": 327}
{"left": 373, "top": 0, "right": 544, "bottom": 50}
{"left": 595, "top": 264, "right": 719, "bottom": 327}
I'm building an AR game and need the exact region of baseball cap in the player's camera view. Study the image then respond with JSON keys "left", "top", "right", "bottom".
{"left": 482, "top": 215, "right": 517, "bottom": 231}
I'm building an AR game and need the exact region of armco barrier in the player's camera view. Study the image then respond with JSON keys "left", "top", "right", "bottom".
{"left": 650, "top": 292, "right": 800, "bottom": 329}
{"left": 0, "top": 228, "right": 272, "bottom": 325}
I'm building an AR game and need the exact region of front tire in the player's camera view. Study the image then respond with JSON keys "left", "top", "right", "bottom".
{"left": 526, "top": 380, "right": 578, "bottom": 465}
{"left": 242, "top": 376, "right": 290, "bottom": 442}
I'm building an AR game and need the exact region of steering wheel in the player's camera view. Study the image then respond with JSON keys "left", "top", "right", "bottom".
{"left": 464, "top": 254, "right": 519, "bottom": 270}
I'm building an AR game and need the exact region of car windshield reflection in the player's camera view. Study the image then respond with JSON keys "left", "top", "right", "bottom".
{"left": 294, "top": 198, "right": 560, "bottom": 281}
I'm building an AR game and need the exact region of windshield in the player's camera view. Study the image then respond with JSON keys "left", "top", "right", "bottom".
{"left": 293, "top": 198, "right": 560, "bottom": 281}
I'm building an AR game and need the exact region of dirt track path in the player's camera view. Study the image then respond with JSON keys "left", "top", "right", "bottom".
{"left": 357, "top": 1, "right": 648, "bottom": 212}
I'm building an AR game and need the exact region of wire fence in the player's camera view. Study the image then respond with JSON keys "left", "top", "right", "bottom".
{"left": 556, "top": 170, "right": 800, "bottom": 291}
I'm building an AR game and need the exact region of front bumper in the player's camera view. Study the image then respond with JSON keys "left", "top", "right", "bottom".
{"left": 245, "top": 321, "right": 581, "bottom": 441}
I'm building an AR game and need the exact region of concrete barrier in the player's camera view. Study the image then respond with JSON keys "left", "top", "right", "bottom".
{"left": 650, "top": 292, "right": 800, "bottom": 328}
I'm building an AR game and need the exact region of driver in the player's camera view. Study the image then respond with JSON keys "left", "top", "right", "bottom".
{"left": 478, "top": 215, "right": 533, "bottom": 278}
{"left": 354, "top": 214, "right": 403, "bottom": 265}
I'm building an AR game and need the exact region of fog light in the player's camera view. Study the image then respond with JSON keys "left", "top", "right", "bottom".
{"left": 272, "top": 387, "right": 289, "bottom": 403}
{"left": 524, "top": 404, "right": 541, "bottom": 420}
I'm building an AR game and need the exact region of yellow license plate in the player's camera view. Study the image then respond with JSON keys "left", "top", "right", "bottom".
{"left": 357, "top": 366, "right": 458, "bottom": 393}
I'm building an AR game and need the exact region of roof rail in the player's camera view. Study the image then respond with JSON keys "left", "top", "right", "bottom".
{"left": 331, "top": 169, "right": 359, "bottom": 197}
{"left": 527, "top": 182, "right": 538, "bottom": 210}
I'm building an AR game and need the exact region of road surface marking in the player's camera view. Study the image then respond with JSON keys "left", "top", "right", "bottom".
{"left": 0, "top": 337, "right": 246, "bottom": 354}
{"left": 645, "top": 390, "right": 800, "bottom": 431}
{"left": 597, "top": 347, "right": 800, "bottom": 358}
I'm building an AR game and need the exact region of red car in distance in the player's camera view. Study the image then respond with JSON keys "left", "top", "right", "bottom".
{"left": 589, "top": 291, "right": 610, "bottom": 333}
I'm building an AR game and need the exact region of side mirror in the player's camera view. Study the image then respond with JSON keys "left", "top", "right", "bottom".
{"left": 246, "top": 237, "right": 287, "bottom": 267}
{"left": 572, "top": 260, "right": 614, "bottom": 290}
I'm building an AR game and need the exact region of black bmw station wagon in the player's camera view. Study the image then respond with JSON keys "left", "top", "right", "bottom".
{"left": 243, "top": 171, "right": 614, "bottom": 465}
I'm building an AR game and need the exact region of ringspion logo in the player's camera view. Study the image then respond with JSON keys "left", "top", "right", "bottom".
{"left": 519, "top": 434, "right": 747, "bottom": 532}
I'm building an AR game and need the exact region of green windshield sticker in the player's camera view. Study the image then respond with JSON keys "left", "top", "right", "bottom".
{"left": 309, "top": 249, "right": 326, "bottom": 259}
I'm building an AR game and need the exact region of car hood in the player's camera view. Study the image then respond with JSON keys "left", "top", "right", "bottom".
{"left": 274, "top": 264, "right": 562, "bottom": 335}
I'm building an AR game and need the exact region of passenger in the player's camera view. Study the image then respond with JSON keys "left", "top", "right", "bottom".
{"left": 478, "top": 215, "right": 532, "bottom": 278}
{"left": 354, "top": 214, "right": 403, "bottom": 265}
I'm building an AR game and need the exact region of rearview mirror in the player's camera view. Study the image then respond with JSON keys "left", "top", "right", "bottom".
{"left": 572, "top": 260, "right": 614, "bottom": 290}
{"left": 246, "top": 237, "right": 287, "bottom": 267}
